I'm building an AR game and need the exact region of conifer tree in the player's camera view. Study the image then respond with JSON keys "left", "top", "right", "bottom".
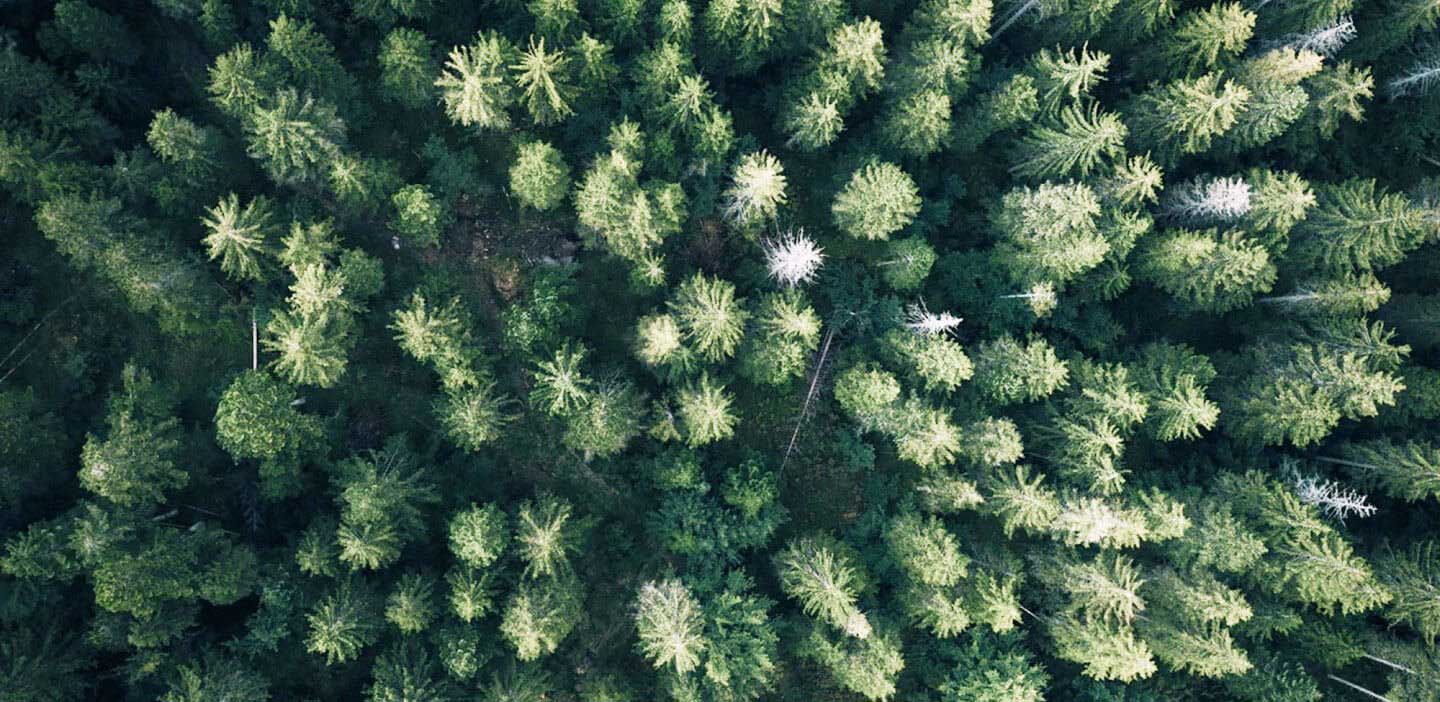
{"left": 1138, "top": 228, "right": 1276, "bottom": 313}
{"left": 515, "top": 494, "right": 579, "bottom": 579}
{"left": 379, "top": 28, "right": 436, "bottom": 109}
{"left": 1320, "top": 439, "right": 1440, "bottom": 502}
{"left": 991, "top": 181, "right": 1107, "bottom": 286}
{"left": 1011, "top": 104, "right": 1127, "bottom": 180}
{"left": 722, "top": 150, "right": 787, "bottom": 228}
{"left": 436, "top": 32, "right": 517, "bottom": 129}
{"left": 214, "top": 370, "right": 323, "bottom": 499}
{"left": 244, "top": 90, "right": 346, "bottom": 185}
{"left": 670, "top": 274, "right": 748, "bottom": 363}
{"left": 509, "top": 141, "right": 571, "bottom": 212}
{"left": 1289, "top": 179, "right": 1432, "bottom": 274}
{"left": 501, "top": 578, "right": 582, "bottom": 660}
{"left": 79, "top": 364, "right": 184, "bottom": 507}
{"left": 1144, "top": 2, "right": 1255, "bottom": 78}
{"left": 776, "top": 536, "right": 871, "bottom": 638}
{"left": 202, "top": 194, "right": 276, "bottom": 282}
{"left": 511, "top": 36, "right": 575, "bottom": 125}
{"left": 1126, "top": 73, "right": 1251, "bottom": 164}
{"left": 449, "top": 503, "right": 510, "bottom": 569}
{"left": 1377, "top": 542, "right": 1440, "bottom": 645}
{"left": 972, "top": 336, "right": 1070, "bottom": 405}
{"left": 676, "top": 374, "right": 737, "bottom": 447}
{"left": 832, "top": 162, "right": 921, "bottom": 241}
{"left": 634, "top": 579, "right": 707, "bottom": 673}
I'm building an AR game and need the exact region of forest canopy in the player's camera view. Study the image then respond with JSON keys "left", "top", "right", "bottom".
{"left": 2, "top": 0, "right": 1440, "bottom": 700}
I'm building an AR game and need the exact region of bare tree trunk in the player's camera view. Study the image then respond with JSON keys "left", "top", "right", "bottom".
{"left": 1327, "top": 674, "right": 1394, "bottom": 702}
{"left": 252, "top": 310, "right": 259, "bottom": 370}
{"left": 780, "top": 323, "right": 838, "bottom": 479}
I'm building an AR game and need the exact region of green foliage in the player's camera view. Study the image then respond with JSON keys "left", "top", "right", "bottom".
{"left": 676, "top": 374, "right": 737, "bottom": 447}
{"left": 5, "top": 1, "right": 1440, "bottom": 699}
{"left": 1138, "top": 229, "right": 1276, "bottom": 313}
{"left": 379, "top": 28, "right": 436, "bottom": 109}
{"left": 306, "top": 581, "right": 379, "bottom": 665}
{"left": 992, "top": 182, "right": 1107, "bottom": 286}
{"left": 202, "top": 194, "right": 276, "bottom": 282}
{"left": 390, "top": 184, "right": 447, "bottom": 248}
{"left": 80, "top": 364, "right": 184, "bottom": 507}
{"left": 973, "top": 336, "right": 1069, "bottom": 405}
{"left": 776, "top": 536, "right": 871, "bottom": 638}
{"left": 449, "top": 503, "right": 510, "bottom": 569}
{"left": 437, "top": 31, "right": 517, "bottom": 129}
{"left": 214, "top": 370, "right": 323, "bottom": 499}
{"left": 509, "top": 141, "right": 571, "bottom": 211}
{"left": 670, "top": 274, "right": 748, "bottom": 363}
{"left": 244, "top": 89, "right": 346, "bottom": 185}
{"left": 634, "top": 579, "right": 707, "bottom": 673}
{"left": 832, "top": 162, "right": 921, "bottom": 241}
{"left": 1126, "top": 73, "right": 1250, "bottom": 164}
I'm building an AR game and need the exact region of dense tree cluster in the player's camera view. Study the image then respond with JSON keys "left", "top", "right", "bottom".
{"left": 2, "top": 0, "right": 1440, "bottom": 700}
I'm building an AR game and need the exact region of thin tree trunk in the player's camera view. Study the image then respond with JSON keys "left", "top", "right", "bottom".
{"left": 992, "top": 0, "right": 1040, "bottom": 39}
{"left": 780, "top": 323, "right": 838, "bottom": 478}
{"left": 1363, "top": 653, "right": 1416, "bottom": 675}
{"left": 1327, "top": 674, "right": 1394, "bottom": 702}
{"left": 252, "top": 310, "right": 259, "bottom": 370}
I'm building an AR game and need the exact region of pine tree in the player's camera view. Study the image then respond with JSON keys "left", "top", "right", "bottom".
{"left": 676, "top": 374, "right": 737, "bottom": 447}
{"left": 1289, "top": 179, "right": 1432, "bottom": 275}
{"left": 1051, "top": 495, "right": 1151, "bottom": 549}
{"left": 509, "top": 141, "right": 571, "bottom": 211}
{"left": 385, "top": 573, "right": 437, "bottom": 634}
{"left": 202, "top": 194, "right": 275, "bottom": 282}
{"left": 1377, "top": 541, "right": 1440, "bottom": 645}
{"left": 379, "top": 28, "right": 436, "bottom": 109}
{"left": 515, "top": 494, "right": 579, "bottom": 579}
{"left": 78, "top": 364, "right": 184, "bottom": 507}
{"left": 832, "top": 162, "right": 921, "bottom": 241}
{"left": 446, "top": 568, "right": 496, "bottom": 622}
{"left": 1320, "top": 439, "right": 1440, "bottom": 502}
{"left": 634, "top": 579, "right": 707, "bottom": 673}
{"left": 797, "top": 625, "right": 905, "bottom": 701}
{"left": 722, "top": 150, "right": 787, "bottom": 228}
{"left": 1138, "top": 228, "right": 1276, "bottom": 313}
{"left": 1025, "top": 44, "right": 1110, "bottom": 115}
{"left": 884, "top": 512, "right": 968, "bottom": 588}
{"left": 436, "top": 32, "right": 517, "bottom": 129}
{"left": 501, "top": 578, "right": 582, "bottom": 660}
{"left": 991, "top": 182, "right": 1108, "bottom": 286}
{"left": 1268, "top": 531, "right": 1391, "bottom": 616}
{"left": 306, "top": 581, "right": 379, "bottom": 665}
{"left": 775, "top": 536, "right": 871, "bottom": 638}
{"left": 739, "top": 290, "right": 821, "bottom": 386}
{"left": 1050, "top": 616, "right": 1156, "bottom": 682}
{"left": 511, "top": 36, "right": 575, "bottom": 125}
{"left": 1132, "top": 342, "right": 1219, "bottom": 441}
{"left": 243, "top": 89, "right": 346, "bottom": 185}
{"left": 972, "top": 336, "right": 1070, "bottom": 405}
{"left": 1011, "top": 104, "right": 1126, "bottom": 180}
{"left": 448, "top": 503, "right": 510, "bottom": 569}
{"left": 390, "top": 184, "right": 447, "bottom": 248}
{"left": 1145, "top": 2, "right": 1255, "bottom": 78}
{"left": 670, "top": 273, "right": 748, "bottom": 362}
{"left": 1126, "top": 73, "right": 1251, "bottom": 164}
{"left": 880, "top": 89, "right": 953, "bottom": 158}
{"left": 146, "top": 109, "right": 220, "bottom": 179}
{"left": 366, "top": 643, "right": 454, "bottom": 702}
{"left": 884, "top": 329, "right": 972, "bottom": 393}
{"left": 214, "top": 370, "right": 323, "bottom": 499}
